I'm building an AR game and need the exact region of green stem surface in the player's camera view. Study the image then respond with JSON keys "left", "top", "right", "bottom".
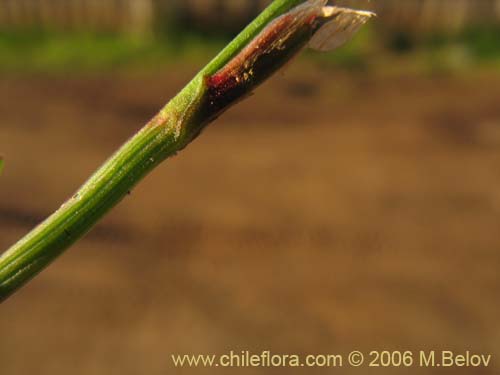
{"left": 0, "top": 0, "right": 308, "bottom": 302}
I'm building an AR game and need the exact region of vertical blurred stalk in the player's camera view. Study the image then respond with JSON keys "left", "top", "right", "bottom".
{"left": 127, "top": 0, "right": 154, "bottom": 36}
{"left": 0, "top": 0, "right": 316, "bottom": 302}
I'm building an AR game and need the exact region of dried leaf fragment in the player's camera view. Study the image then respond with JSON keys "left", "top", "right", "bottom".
{"left": 309, "top": 6, "right": 376, "bottom": 52}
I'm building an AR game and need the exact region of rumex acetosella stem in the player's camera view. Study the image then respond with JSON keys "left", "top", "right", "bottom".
{"left": 0, "top": 0, "right": 374, "bottom": 302}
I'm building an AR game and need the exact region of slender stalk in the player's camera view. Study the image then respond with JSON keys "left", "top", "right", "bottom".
{"left": 0, "top": 0, "right": 374, "bottom": 302}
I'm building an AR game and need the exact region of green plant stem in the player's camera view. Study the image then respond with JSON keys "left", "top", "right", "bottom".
{"left": 0, "top": 0, "right": 310, "bottom": 302}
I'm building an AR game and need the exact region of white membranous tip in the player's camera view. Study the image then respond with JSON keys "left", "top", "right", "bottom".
{"left": 309, "top": 6, "right": 376, "bottom": 52}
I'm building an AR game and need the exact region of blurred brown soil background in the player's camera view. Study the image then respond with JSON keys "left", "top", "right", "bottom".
{"left": 1, "top": 61, "right": 500, "bottom": 374}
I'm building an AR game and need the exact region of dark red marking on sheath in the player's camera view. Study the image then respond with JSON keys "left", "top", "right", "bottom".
{"left": 208, "top": 13, "right": 296, "bottom": 88}
{"left": 205, "top": 2, "right": 324, "bottom": 117}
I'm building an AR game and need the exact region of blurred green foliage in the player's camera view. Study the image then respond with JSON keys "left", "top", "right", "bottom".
{"left": 313, "top": 23, "right": 500, "bottom": 73}
{"left": 424, "top": 26, "right": 500, "bottom": 60}
{"left": 0, "top": 23, "right": 499, "bottom": 73}
{"left": 0, "top": 28, "right": 226, "bottom": 72}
